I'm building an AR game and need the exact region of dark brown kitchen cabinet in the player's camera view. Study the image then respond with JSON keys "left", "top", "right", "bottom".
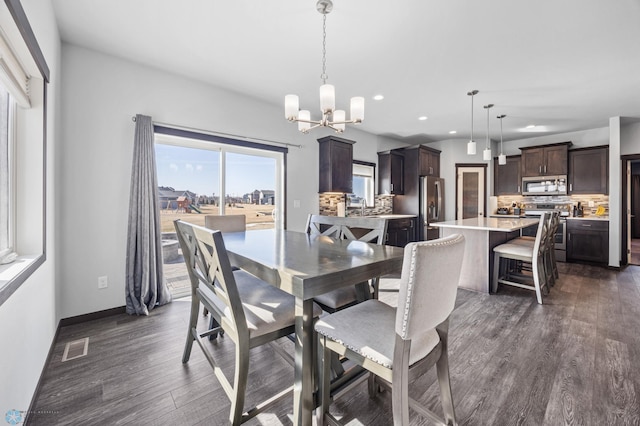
{"left": 567, "top": 219, "right": 609, "bottom": 264}
{"left": 520, "top": 142, "right": 570, "bottom": 177}
{"left": 318, "top": 136, "right": 355, "bottom": 193}
{"left": 385, "top": 217, "right": 417, "bottom": 247}
{"left": 569, "top": 146, "right": 608, "bottom": 194}
{"left": 494, "top": 155, "right": 521, "bottom": 195}
{"left": 419, "top": 146, "right": 440, "bottom": 177}
{"left": 378, "top": 150, "right": 404, "bottom": 195}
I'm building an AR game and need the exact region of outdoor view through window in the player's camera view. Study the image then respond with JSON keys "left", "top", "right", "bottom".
{"left": 155, "top": 140, "right": 280, "bottom": 297}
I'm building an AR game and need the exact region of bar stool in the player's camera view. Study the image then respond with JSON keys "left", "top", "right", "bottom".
{"left": 510, "top": 211, "right": 559, "bottom": 286}
{"left": 492, "top": 212, "right": 550, "bottom": 304}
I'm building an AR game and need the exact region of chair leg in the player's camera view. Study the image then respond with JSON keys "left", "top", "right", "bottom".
{"left": 492, "top": 254, "right": 501, "bottom": 293}
{"left": 435, "top": 344, "right": 457, "bottom": 426}
{"left": 229, "top": 342, "right": 250, "bottom": 426}
{"left": 391, "top": 339, "right": 411, "bottom": 426}
{"left": 532, "top": 260, "right": 544, "bottom": 304}
{"left": 182, "top": 297, "right": 200, "bottom": 363}
{"left": 317, "top": 336, "right": 331, "bottom": 426}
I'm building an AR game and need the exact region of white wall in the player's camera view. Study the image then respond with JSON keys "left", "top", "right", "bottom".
{"left": 58, "top": 44, "right": 407, "bottom": 319}
{"left": 0, "top": 0, "right": 60, "bottom": 417}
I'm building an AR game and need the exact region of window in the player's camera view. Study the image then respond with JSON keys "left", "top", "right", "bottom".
{"left": 0, "top": 0, "right": 50, "bottom": 306}
{"left": 0, "top": 85, "right": 15, "bottom": 264}
{"left": 154, "top": 128, "right": 285, "bottom": 233}
{"left": 349, "top": 161, "right": 375, "bottom": 207}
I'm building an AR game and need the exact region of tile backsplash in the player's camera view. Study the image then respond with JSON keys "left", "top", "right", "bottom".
{"left": 496, "top": 194, "right": 609, "bottom": 217}
{"left": 318, "top": 194, "right": 393, "bottom": 217}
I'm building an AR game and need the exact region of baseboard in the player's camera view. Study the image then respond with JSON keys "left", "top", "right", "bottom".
{"left": 59, "top": 306, "right": 126, "bottom": 327}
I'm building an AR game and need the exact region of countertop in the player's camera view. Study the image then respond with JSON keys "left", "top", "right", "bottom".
{"left": 432, "top": 217, "right": 540, "bottom": 232}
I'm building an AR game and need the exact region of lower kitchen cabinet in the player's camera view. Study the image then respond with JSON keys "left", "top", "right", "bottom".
{"left": 567, "top": 219, "right": 609, "bottom": 263}
{"left": 386, "top": 217, "right": 417, "bottom": 247}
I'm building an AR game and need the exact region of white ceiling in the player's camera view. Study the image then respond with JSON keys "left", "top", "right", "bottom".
{"left": 51, "top": 0, "right": 640, "bottom": 143}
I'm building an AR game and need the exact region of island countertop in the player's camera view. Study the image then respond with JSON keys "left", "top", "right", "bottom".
{"left": 431, "top": 217, "right": 540, "bottom": 232}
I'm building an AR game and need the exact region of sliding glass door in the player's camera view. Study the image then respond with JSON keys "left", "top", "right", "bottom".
{"left": 154, "top": 132, "right": 285, "bottom": 297}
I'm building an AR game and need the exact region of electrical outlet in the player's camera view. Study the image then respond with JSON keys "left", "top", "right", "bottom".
{"left": 98, "top": 276, "right": 108, "bottom": 289}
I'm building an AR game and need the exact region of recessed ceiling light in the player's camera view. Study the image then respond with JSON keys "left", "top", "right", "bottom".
{"left": 373, "top": 94, "right": 384, "bottom": 101}
{"left": 418, "top": 116, "right": 428, "bottom": 121}
{"left": 449, "top": 130, "right": 457, "bottom": 134}
{"left": 526, "top": 124, "right": 536, "bottom": 129}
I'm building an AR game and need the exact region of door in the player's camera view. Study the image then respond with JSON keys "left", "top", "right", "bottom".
{"left": 456, "top": 165, "right": 486, "bottom": 220}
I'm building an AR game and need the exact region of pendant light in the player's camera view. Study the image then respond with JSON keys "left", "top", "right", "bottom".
{"left": 467, "top": 90, "right": 478, "bottom": 155}
{"left": 497, "top": 114, "right": 507, "bottom": 165}
{"left": 483, "top": 103, "right": 494, "bottom": 161}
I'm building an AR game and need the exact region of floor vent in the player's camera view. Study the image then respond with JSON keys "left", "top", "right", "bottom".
{"left": 62, "top": 337, "right": 89, "bottom": 362}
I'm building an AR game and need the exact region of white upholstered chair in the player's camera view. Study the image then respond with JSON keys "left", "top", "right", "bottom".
{"left": 492, "top": 212, "right": 550, "bottom": 304}
{"left": 174, "top": 220, "right": 321, "bottom": 425}
{"left": 315, "top": 234, "right": 466, "bottom": 426}
{"left": 305, "top": 214, "right": 388, "bottom": 312}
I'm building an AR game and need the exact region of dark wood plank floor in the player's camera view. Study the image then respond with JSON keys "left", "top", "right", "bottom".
{"left": 29, "top": 263, "right": 640, "bottom": 425}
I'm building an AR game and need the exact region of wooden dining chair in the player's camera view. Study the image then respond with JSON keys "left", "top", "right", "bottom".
{"left": 315, "top": 234, "right": 466, "bottom": 426}
{"left": 305, "top": 214, "right": 389, "bottom": 312}
{"left": 492, "top": 212, "right": 550, "bottom": 304}
{"left": 174, "top": 220, "right": 321, "bottom": 425}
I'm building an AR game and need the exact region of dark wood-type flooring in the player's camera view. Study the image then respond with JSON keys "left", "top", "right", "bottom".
{"left": 29, "top": 263, "right": 640, "bottom": 425}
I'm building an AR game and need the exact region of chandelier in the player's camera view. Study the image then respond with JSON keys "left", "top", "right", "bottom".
{"left": 284, "top": 0, "right": 364, "bottom": 133}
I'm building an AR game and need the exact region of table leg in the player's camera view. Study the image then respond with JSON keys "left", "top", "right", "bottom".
{"left": 293, "top": 297, "right": 314, "bottom": 426}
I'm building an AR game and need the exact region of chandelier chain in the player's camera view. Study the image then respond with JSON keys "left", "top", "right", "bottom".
{"left": 321, "top": 14, "right": 328, "bottom": 83}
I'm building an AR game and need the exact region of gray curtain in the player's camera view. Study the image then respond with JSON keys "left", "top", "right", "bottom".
{"left": 125, "top": 114, "right": 172, "bottom": 315}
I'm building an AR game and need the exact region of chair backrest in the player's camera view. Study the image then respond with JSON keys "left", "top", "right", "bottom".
{"left": 305, "top": 214, "right": 388, "bottom": 245}
{"left": 533, "top": 212, "right": 550, "bottom": 258}
{"left": 174, "top": 219, "right": 248, "bottom": 338}
{"left": 395, "top": 234, "right": 465, "bottom": 340}
{"left": 547, "top": 211, "right": 559, "bottom": 249}
{"left": 204, "top": 214, "right": 246, "bottom": 233}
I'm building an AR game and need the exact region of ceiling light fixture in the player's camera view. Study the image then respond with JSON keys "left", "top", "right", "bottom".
{"left": 418, "top": 116, "right": 428, "bottom": 121}
{"left": 483, "top": 103, "right": 494, "bottom": 161}
{"left": 284, "top": 0, "right": 364, "bottom": 134}
{"left": 467, "top": 90, "right": 478, "bottom": 155}
{"left": 373, "top": 94, "right": 384, "bottom": 101}
{"left": 526, "top": 124, "right": 536, "bottom": 129}
{"left": 497, "top": 114, "right": 507, "bottom": 165}
{"left": 449, "top": 130, "right": 457, "bottom": 134}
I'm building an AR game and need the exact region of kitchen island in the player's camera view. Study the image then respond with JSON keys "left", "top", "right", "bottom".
{"left": 432, "top": 217, "right": 540, "bottom": 293}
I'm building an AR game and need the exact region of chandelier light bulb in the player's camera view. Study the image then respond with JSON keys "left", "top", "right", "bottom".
{"left": 285, "top": 95, "right": 299, "bottom": 120}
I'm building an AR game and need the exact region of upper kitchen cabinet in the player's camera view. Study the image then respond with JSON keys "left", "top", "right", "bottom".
{"left": 419, "top": 146, "right": 441, "bottom": 177}
{"left": 494, "top": 155, "right": 521, "bottom": 195}
{"left": 318, "top": 136, "right": 354, "bottom": 193}
{"left": 520, "top": 142, "right": 570, "bottom": 177}
{"left": 569, "top": 146, "right": 608, "bottom": 194}
{"left": 378, "top": 150, "right": 404, "bottom": 195}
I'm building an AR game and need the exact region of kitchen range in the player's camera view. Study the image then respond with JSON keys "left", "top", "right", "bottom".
{"left": 521, "top": 202, "right": 571, "bottom": 262}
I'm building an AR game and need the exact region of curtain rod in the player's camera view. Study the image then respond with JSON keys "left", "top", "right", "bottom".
{"left": 131, "top": 116, "right": 302, "bottom": 149}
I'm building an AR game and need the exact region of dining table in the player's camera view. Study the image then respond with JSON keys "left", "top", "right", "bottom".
{"left": 222, "top": 228, "right": 405, "bottom": 426}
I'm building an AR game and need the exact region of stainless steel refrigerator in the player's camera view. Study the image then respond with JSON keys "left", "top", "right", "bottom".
{"left": 420, "top": 176, "right": 445, "bottom": 240}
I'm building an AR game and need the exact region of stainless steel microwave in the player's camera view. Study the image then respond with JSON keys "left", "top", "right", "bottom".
{"left": 521, "top": 175, "right": 568, "bottom": 196}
